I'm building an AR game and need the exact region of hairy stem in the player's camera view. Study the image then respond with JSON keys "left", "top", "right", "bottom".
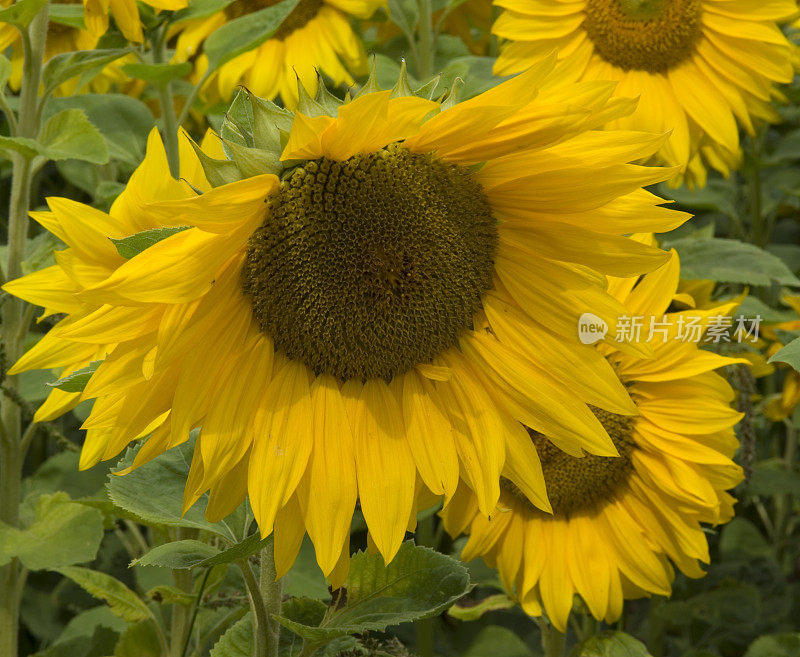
{"left": 0, "top": 6, "right": 49, "bottom": 657}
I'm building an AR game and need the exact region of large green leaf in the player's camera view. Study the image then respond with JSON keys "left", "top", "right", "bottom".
{"left": 37, "top": 109, "right": 109, "bottom": 164}
{"left": 570, "top": 631, "right": 652, "bottom": 657}
{"left": 210, "top": 613, "right": 254, "bottom": 657}
{"left": 47, "top": 94, "right": 154, "bottom": 166}
{"left": 107, "top": 439, "right": 238, "bottom": 540}
{"left": 671, "top": 237, "right": 800, "bottom": 287}
{"left": 274, "top": 542, "right": 471, "bottom": 648}
{"left": 56, "top": 566, "right": 151, "bottom": 623}
{"left": 113, "top": 621, "right": 162, "bottom": 657}
{"left": 203, "top": 0, "right": 300, "bottom": 70}
{"left": 31, "top": 626, "right": 119, "bottom": 657}
{"left": 0, "top": 493, "right": 104, "bottom": 570}
{"left": 133, "top": 539, "right": 221, "bottom": 569}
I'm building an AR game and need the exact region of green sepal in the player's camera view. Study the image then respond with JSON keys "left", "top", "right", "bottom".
{"left": 314, "top": 74, "right": 345, "bottom": 115}
{"left": 224, "top": 139, "right": 282, "bottom": 177}
{"left": 296, "top": 78, "right": 332, "bottom": 118}
{"left": 354, "top": 56, "right": 382, "bottom": 99}
{"left": 188, "top": 139, "right": 243, "bottom": 187}
{"left": 391, "top": 59, "right": 415, "bottom": 99}
{"left": 440, "top": 77, "right": 464, "bottom": 110}
{"left": 248, "top": 92, "right": 293, "bottom": 151}
{"left": 415, "top": 74, "right": 442, "bottom": 100}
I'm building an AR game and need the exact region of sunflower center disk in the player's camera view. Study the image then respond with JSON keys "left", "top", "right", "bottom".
{"left": 242, "top": 143, "right": 498, "bottom": 381}
{"left": 505, "top": 407, "right": 637, "bottom": 516}
{"left": 224, "top": 0, "right": 324, "bottom": 40}
{"left": 583, "top": 0, "right": 703, "bottom": 73}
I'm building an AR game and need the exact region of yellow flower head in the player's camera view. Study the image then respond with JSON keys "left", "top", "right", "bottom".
{"left": 5, "top": 60, "right": 688, "bottom": 581}
{"left": 442, "top": 246, "right": 745, "bottom": 631}
{"left": 492, "top": 0, "right": 799, "bottom": 187}
{"left": 174, "top": 0, "right": 385, "bottom": 108}
{"left": 84, "top": 0, "right": 188, "bottom": 42}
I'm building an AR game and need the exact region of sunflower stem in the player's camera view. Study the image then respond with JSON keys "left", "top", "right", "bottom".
{"left": 0, "top": 6, "right": 48, "bottom": 657}
{"left": 153, "top": 23, "right": 181, "bottom": 178}
{"left": 540, "top": 621, "right": 567, "bottom": 657}
{"left": 416, "top": 0, "right": 435, "bottom": 80}
{"left": 259, "top": 541, "right": 283, "bottom": 657}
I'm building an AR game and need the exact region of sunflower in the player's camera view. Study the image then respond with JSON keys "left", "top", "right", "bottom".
{"left": 492, "top": 0, "right": 798, "bottom": 187}
{"left": 174, "top": 0, "right": 384, "bottom": 109}
{"left": 758, "top": 295, "right": 800, "bottom": 420}
{"left": 442, "top": 245, "right": 745, "bottom": 630}
{"left": 4, "top": 60, "right": 687, "bottom": 579}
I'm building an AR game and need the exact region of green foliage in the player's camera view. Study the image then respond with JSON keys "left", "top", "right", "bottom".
{"left": 41, "top": 49, "right": 131, "bottom": 96}
{"left": 0, "top": 493, "right": 104, "bottom": 570}
{"left": 210, "top": 614, "right": 255, "bottom": 657}
{"left": 112, "top": 621, "right": 162, "bottom": 657}
{"left": 744, "top": 634, "right": 800, "bottom": 657}
{"left": 0, "top": 0, "right": 48, "bottom": 28}
{"left": 121, "top": 62, "right": 194, "bottom": 88}
{"left": 571, "top": 632, "right": 652, "bottom": 657}
{"left": 110, "top": 226, "right": 191, "bottom": 259}
{"left": 55, "top": 566, "right": 152, "bottom": 623}
{"left": 47, "top": 360, "right": 103, "bottom": 393}
{"left": 275, "top": 542, "right": 471, "bottom": 650}
{"left": 133, "top": 539, "right": 221, "bottom": 569}
{"left": 769, "top": 337, "right": 800, "bottom": 372}
{"left": 203, "top": 0, "right": 301, "bottom": 70}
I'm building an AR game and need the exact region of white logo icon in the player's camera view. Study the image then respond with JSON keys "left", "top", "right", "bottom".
{"left": 578, "top": 312, "right": 608, "bottom": 345}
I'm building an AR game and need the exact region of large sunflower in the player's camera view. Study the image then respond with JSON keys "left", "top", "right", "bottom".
{"left": 174, "top": 0, "right": 384, "bottom": 108}
{"left": 4, "top": 61, "right": 687, "bottom": 579}
{"left": 442, "top": 245, "right": 745, "bottom": 630}
{"left": 83, "top": 0, "right": 188, "bottom": 42}
{"left": 492, "top": 0, "right": 798, "bottom": 187}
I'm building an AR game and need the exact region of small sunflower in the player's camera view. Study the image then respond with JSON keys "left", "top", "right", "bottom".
{"left": 5, "top": 61, "right": 687, "bottom": 579}
{"left": 492, "top": 0, "right": 798, "bottom": 187}
{"left": 174, "top": 0, "right": 384, "bottom": 108}
{"left": 759, "top": 295, "right": 800, "bottom": 420}
{"left": 442, "top": 245, "right": 745, "bottom": 630}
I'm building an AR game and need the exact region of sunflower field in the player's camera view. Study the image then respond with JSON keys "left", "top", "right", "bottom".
{"left": 2, "top": 1, "right": 800, "bottom": 656}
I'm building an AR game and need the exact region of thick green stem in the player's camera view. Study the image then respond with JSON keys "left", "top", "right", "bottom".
{"left": 259, "top": 542, "right": 282, "bottom": 657}
{"left": 415, "top": 516, "right": 436, "bottom": 657}
{"left": 170, "top": 566, "right": 193, "bottom": 655}
{"left": 0, "top": 7, "right": 49, "bottom": 657}
{"left": 416, "top": 0, "right": 435, "bottom": 80}
{"left": 238, "top": 543, "right": 282, "bottom": 657}
{"left": 541, "top": 622, "right": 566, "bottom": 657}
{"left": 153, "top": 26, "right": 180, "bottom": 178}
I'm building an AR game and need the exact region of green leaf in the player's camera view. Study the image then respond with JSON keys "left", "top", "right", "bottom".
{"left": 42, "top": 49, "right": 131, "bottom": 95}
{"left": 133, "top": 539, "right": 221, "bottom": 569}
{"left": 671, "top": 237, "right": 800, "bottom": 287}
{"left": 56, "top": 566, "right": 151, "bottom": 623}
{"left": 31, "top": 626, "right": 119, "bottom": 657}
{"left": 0, "top": 493, "right": 104, "bottom": 570}
{"left": 107, "top": 439, "right": 237, "bottom": 540}
{"left": 113, "top": 621, "right": 162, "bottom": 657}
{"left": 719, "top": 518, "right": 773, "bottom": 561}
{"left": 283, "top": 537, "right": 330, "bottom": 600}
{"left": 110, "top": 226, "right": 191, "bottom": 259}
{"left": 464, "top": 626, "right": 533, "bottom": 657}
{"left": 47, "top": 94, "right": 154, "bottom": 166}
{"left": 210, "top": 613, "right": 254, "bottom": 657}
{"left": 0, "top": 0, "right": 48, "bottom": 27}
{"left": 173, "top": 0, "right": 233, "bottom": 24}
{"left": 196, "top": 532, "right": 272, "bottom": 568}
{"left": 769, "top": 337, "right": 800, "bottom": 371}
{"left": 0, "top": 135, "right": 42, "bottom": 159}
{"left": 744, "top": 634, "right": 800, "bottom": 657}
{"left": 47, "top": 360, "right": 103, "bottom": 393}
{"left": 274, "top": 541, "right": 471, "bottom": 648}
{"left": 121, "top": 62, "right": 193, "bottom": 88}
{"left": 56, "top": 606, "right": 129, "bottom": 644}
{"left": 37, "top": 109, "right": 109, "bottom": 164}
{"left": 387, "top": 0, "right": 418, "bottom": 38}
{"left": 747, "top": 458, "right": 800, "bottom": 496}
{"left": 204, "top": 0, "right": 301, "bottom": 70}
{"left": 48, "top": 3, "right": 86, "bottom": 29}
{"left": 146, "top": 584, "right": 196, "bottom": 607}
{"left": 570, "top": 631, "right": 652, "bottom": 657}
{"left": 447, "top": 593, "right": 515, "bottom": 621}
